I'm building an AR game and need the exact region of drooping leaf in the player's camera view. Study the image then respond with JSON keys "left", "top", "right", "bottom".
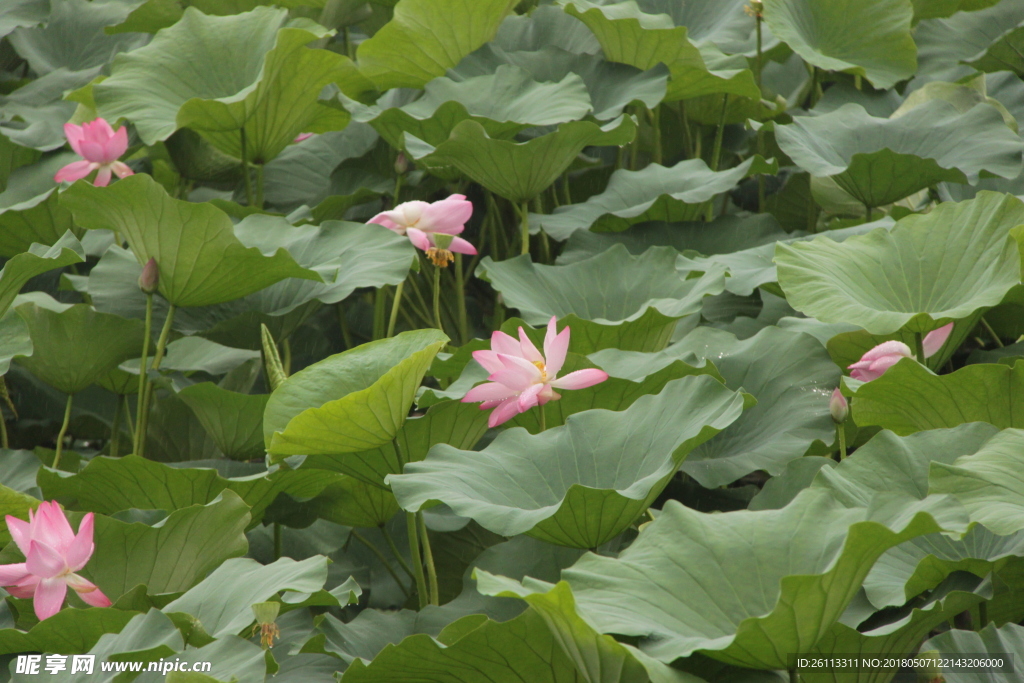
{"left": 774, "top": 103, "right": 1024, "bottom": 208}
{"left": 389, "top": 376, "right": 745, "bottom": 548}
{"left": 924, "top": 622, "right": 1024, "bottom": 682}
{"left": 776, "top": 192, "right": 1024, "bottom": 334}
{"left": 0, "top": 607, "right": 139, "bottom": 657}
{"left": 763, "top": 0, "right": 917, "bottom": 89}
{"left": 177, "top": 384, "right": 269, "bottom": 460}
{"left": 0, "top": 310, "right": 33, "bottom": 376}
{"left": 0, "top": 152, "right": 78, "bottom": 258}
{"left": 0, "top": 0, "right": 48, "bottom": 40}
{"left": 61, "top": 174, "right": 320, "bottom": 307}
{"left": 0, "top": 230, "right": 84, "bottom": 319}
{"left": 265, "top": 329, "right": 448, "bottom": 459}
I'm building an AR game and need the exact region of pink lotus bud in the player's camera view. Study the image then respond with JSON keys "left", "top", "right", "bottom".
{"left": 395, "top": 152, "right": 409, "bottom": 175}
{"left": 829, "top": 388, "right": 848, "bottom": 424}
{"left": 138, "top": 257, "right": 159, "bottom": 294}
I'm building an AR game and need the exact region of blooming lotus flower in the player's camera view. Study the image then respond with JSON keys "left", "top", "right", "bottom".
{"left": 848, "top": 322, "right": 954, "bottom": 382}
{"left": 463, "top": 316, "right": 609, "bottom": 427}
{"left": 54, "top": 118, "right": 133, "bottom": 187}
{"left": 368, "top": 194, "right": 477, "bottom": 267}
{"left": 0, "top": 501, "right": 110, "bottom": 620}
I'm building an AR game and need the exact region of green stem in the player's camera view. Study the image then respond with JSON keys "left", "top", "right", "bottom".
{"left": 519, "top": 201, "right": 530, "bottom": 255}
{"left": 393, "top": 173, "right": 403, "bottom": 207}
{"left": 273, "top": 523, "right": 282, "bottom": 560}
{"left": 432, "top": 265, "right": 444, "bottom": 333}
{"left": 337, "top": 303, "right": 353, "bottom": 349}
{"left": 561, "top": 172, "right": 572, "bottom": 206}
{"left": 837, "top": 423, "right": 847, "bottom": 461}
{"left": 387, "top": 281, "right": 404, "bottom": 338}
{"left": 373, "top": 287, "right": 388, "bottom": 340}
{"left": 254, "top": 164, "right": 264, "bottom": 210}
{"left": 978, "top": 601, "right": 988, "bottom": 630}
{"left": 755, "top": 13, "right": 763, "bottom": 93}
{"left": 981, "top": 316, "right": 1004, "bottom": 348}
{"left": 134, "top": 293, "right": 153, "bottom": 456}
{"left": 282, "top": 338, "right": 291, "bottom": 376}
{"left": 705, "top": 95, "right": 730, "bottom": 221}
{"left": 137, "top": 305, "right": 176, "bottom": 459}
{"left": 109, "top": 395, "right": 123, "bottom": 457}
{"left": 680, "top": 103, "right": 694, "bottom": 159}
{"left": 790, "top": 668, "right": 799, "bottom": 683}
{"left": 418, "top": 512, "right": 439, "bottom": 606}
{"left": 538, "top": 407, "right": 546, "bottom": 433}
{"left": 0, "top": 405, "right": 7, "bottom": 450}
{"left": 240, "top": 128, "right": 255, "bottom": 208}
{"left": 407, "top": 512, "right": 429, "bottom": 609}
{"left": 757, "top": 129, "right": 766, "bottom": 212}
{"left": 380, "top": 523, "right": 416, "bottom": 582}
{"left": 454, "top": 255, "right": 468, "bottom": 344}
{"left": 53, "top": 394, "right": 73, "bottom": 470}
{"left": 864, "top": 204, "right": 872, "bottom": 224}
{"left": 914, "top": 331, "right": 926, "bottom": 365}
{"left": 123, "top": 394, "right": 134, "bottom": 443}
{"left": 151, "top": 305, "right": 176, "bottom": 371}
{"left": 351, "top": 529, "right": 410, "bottom": 600}
{"left": 648, "top": 106, "right": 662, "bottom": 165}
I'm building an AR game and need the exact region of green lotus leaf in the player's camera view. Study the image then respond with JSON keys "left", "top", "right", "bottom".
{"left": 339, "top": 65, "right": 592, "bottom": 149}
{"left": 176, "top": 384, "right": 269, "bottom": 460}
{"left": 340, "top": 581, "right": 696, "bottom": 683}
{"left": 478, "top": 244, "right": 726, "bottom": 342}
{"left": 0, "top": 607, "right": 140, "bottom": 657}
{"left": 389, "top": 376, "right": 745, "bottom": 548}
{"left": 966, "top": 15, "right": 1024, "bottom": 79}
{"left": 555, "top": 487, "right": 965, "bottom": 668}
{"left": 61, "top": 174, "right": 320, "bottom": 308}
{"left": 298, "top": 399, "right": 489, "bottom": 489}
{"left": 405, "top": 115, "right": 636, "bottom": 203}
{"left": 0, "top": 152, "right": 78, "bottom": 257}
{"left": 355, "top": 0, "right": 517, "bottom": 91}
{"left": 156, "top": 337, "right": 261, "bottom": 376}
{"left": 37, "top": 454, "right": 342, "bottom": 528}
{"left": 0, "top": 309, "right": 32, "bottom": 376}
{"left": 14, "top": 302, "right": 145, "bottom": 395}
{"left": 452, "top": 44, "right": 669, "bottom": 121}
{"left": 852, "top": 360, "right": 1024, "bottom": 434}
{"left": 94, "top": 6, "right": 355, "bottom": 162}
{"left": 106, "top": 0, "right": 334, "bottom": 35}
{"left": 924, "top": 622, "right": 1024, "bottom": 681}
{"left": 492, "top": 4, "right": 601, "bottom": 54}
{"left": 593, "top": 326, "right": 839, "bottom": 487}
{"left": 75, "top": 490, "right": 250, "bottom": 601}
{"left": 532, "top": 156, "right": 777, "bottom": 240}
{"left": 774, "top": 102, "right": 1024, "bottom": 208}
{"left": 312, "top": 475, "right": 401, "bottom": 529}
{"left": 0, "top": 0, "right": 48, "bottom": 40}
{"left": 800, "top": 573, "right": 990, "bottom": 683}
{"left": 0, "top": 229, "right": 84, "bottom": 319}
{"left": 913, "top": 1, "right": 1024, "bottom": 86}
{"left": 8, "top": 0, "right": 146, "bottom": 75}
{"left": 912, "top": 0, "right": 1000, "bottom": 21}
{"left": 763, "top": 0, "right": 916, "bottom": 89}
{"left": 265, "top": 329, "right": 448, "bottom": 459}
{"left": 0, "top": 68, "right": 95, "bottom": 151}
{"left": 776, "top": 192, "right": 1024, "bottom": 335}
{"left": 559, "top": 0, "right": 759, "bottom": 102}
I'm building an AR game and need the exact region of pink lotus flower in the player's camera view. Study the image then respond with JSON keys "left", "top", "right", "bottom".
{"left": 368, "top": 194, "right": 477, "bottom": 267}
{"left": 0, "top": 501, "right": 111, "bottom": 620}
{"left": 848, "top": 322, "right": 954, "bottom": 382}
{"left": 293, "top": 133, "right": 314, "bottom": 143}
{"left": 463, "top": 317, "right": 609, "bottom": 427}
{"left": 54, "top": 118, "right": 133, "bottom": 187}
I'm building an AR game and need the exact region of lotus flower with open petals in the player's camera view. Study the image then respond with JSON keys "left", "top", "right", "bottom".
{"left": 0, "top": 501, "right": 110, "bottom": 620}
{"left": 54, "top": 118, "right": 133, "bottom": 187}
{"left": 368, "top": 195, "right": 477, "bottom": 267}
{"left": 463, "top": 317, "right": 609, "bottom": 427}
{"left": 848, "top": 322, "right": 954, "bottom": 382}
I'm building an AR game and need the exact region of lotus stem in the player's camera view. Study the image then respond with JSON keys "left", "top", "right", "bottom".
{"left": 352, "top": 530, "right": 410, "bottom": 600}
{"left": 864, "top": 203, "right": 872, "bottom": 224}
{"left": 53, "top": 394, "right": 73, "bottom": 470}
{"left": 381, "top": 523, "right": 416, "bottom": 583}
{"left": 0, "top": 405, "right": 7, "bottom": 450}
{"left": 133, "top": 293, "right": 153, "bottom": 456}
{"left": 137, "top": 304, "right": 176, "bottom": 459}
{"left": 240, "top": 128, "right": 255, "bottom": 207}
{"left": 648, "top": 106, "right": 663, "bottom": 165}
{"left": 273, "top": 522, "right": 282, "bottom": 561}
{"left": 123, "top": 394, "right": 134, "bottom": 443}
{"left": 837, "top": 423, "right": 847, "bottom": 461}
{"left": 432, "top": 265, "right": 444, "bottom": 333}
{"left": 519, "top": 200, "right": 530, "bottom": 255}
{"left": 981, "top": 316, "right": 1004, "bottom": 348}
{"left": 454, "top": 256, "right": 468, "bottom": 344}
{"left": 538, "top": 408, "right": 547, "bottom": 433}
{"left": 790, "top": 667, "right": 799, "bottom": 683}
{"left": 393, "top": 173, "right": 403, "bottom": 207}
{"left": 706, "top": 95, "right": 730, "bottom": 221}
{"left": 109, "top": 395, "right": 123, "bottom": 457}
{"left": 978, "top": 601, "right": 988, "bottom": 629}
{"left": 418, "top": 512, "right": 439, "bottom": 606}
{"left": 406, "top": 512, "right": 429, "bottom": 609}
{"left": 387, "top": 282, "right": 404, "bottom": 338}
{"left": 914, "top": 331, "right": 926, "bottom": 365}
{"left": 755, "top": 9, "right": 763, "bottom": 92}
{"left": 254, "top": 163, "right": 264, "bottom": 210}
{"left": 282, "top": 338, "right": 292, "bottom": 376}
{"left": 373, "top": 287, "right": 388, "bottom": 339}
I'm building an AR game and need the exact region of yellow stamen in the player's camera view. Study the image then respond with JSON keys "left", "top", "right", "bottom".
{"left": 532, "top": 360, "right": 548, "bottom": 382}
{"left": 426, "top": 247, "right": 454, "bottom": 268}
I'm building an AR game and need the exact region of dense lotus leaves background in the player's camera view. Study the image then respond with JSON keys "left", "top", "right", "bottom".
{"left": 3, "top": 0, "right": 1024, "bottom": 681}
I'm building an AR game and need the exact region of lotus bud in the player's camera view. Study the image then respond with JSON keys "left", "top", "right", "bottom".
{"left": 394, "top": 152, "right": 409, "bottom": 175}
{"left": 251, "top": 601, "right": 281, "bottom": 649}
{"left": 138, "top": 257, "right": 159, "bottom": 294}
{"left": 829, "top": 388, "right": 848, "bottom": 424}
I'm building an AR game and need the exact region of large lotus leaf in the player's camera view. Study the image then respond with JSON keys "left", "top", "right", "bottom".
{"left": 774, "top": 102, "right": 1024, "bottom": 207}
{"left": 8, "top": 0, "right": 146, "bottom": 76}
{"left": 532, "top": 156, "right": 777, "bottom": 240}
{"left": 106, "top": 0, "right": 335, "bottom": 35}
{"left": 61, "top": 174, "right": 320, "bottom": 307}
{"left": 559, "top": 0, "right": 759, "bottom": 102}
{"left": 38, "top": 455, "right": 341, "bottom": 528}
{"left": 68, "top": 491, "right": 250, "bottom": 601}
{"left": 966, "top": 17, "right": 1024, "bottom": 79}
{"left": 455, "top": 43, "right": 668, "bottom": 122}
{"left": 0, "top": 607, "right": 140, "bottom": 658}
{"left": 406, "top": 115, "right": 636, "bottom": 203}
{"left": 620, "top": 0, "right": 772, "bottom": 54}
{"left": 155, "top": 337, "right": 260, "bottom": 376}
{"left": 924, "top": 622, "right": 1024, "bottom": 682}
{"left": 912, "top": 0, "right": 1000, "bottom": 22}
{"left": 912, "top": 1, "right": 1024, "bottom": 87}
{"left": 14, "top": 302, "right": 144, "bottom": 395}
{"left": 929, "top": 428, "right": 1024, "bottom": 537}
{"left": 94, "top": 7, "right": 353, "bottom": 161}
{"left": 762, "top": 0, "right": 916, "bottom": 89}
{"left": 175, "top": 384, "right": 269, "bottom": 460}
{"left": 312, "top": 475, "right": 401, "bottom": 528}
{"left": 0, "top": 68, "right": 96, "bottom": 151}
{"left": 776, "top": 192, "right": 1024, "bottom": 335}
{"left": 340, "top": 65, "right": 592, "bottom": 150}
{"left": 0, "top": 0, "right": 48, "bottom": 40}
{"left": 389, "top": 376, "right": 745, "bottom": 548}
{"left": 0, "top": 310, "right": 32, "bottom": 377}
{"left": 552, "top": 487, "right": 965, "bottom": 668}
{"left": 852, "top": 360, "right": 1024, "bottom": 434}
{"left": 341, "top": 584, "right": 695, "bottom": 683}
{"left": 265, "top": 329, "right": 448, "bottom": 459}
{"left": 592, "top": 326, "right": 839, "bottom": 487}
{"left": 0, "top": 152, "right": 78, "bottom": 257}
{"left": 298, "top": 399, "right": 488, "bottom": 489}
{"left": 492, "top": 4, "right": 601, "bottom": 54}
{"left": 479, "top": 244, "right": 725, "bottom": 327}
{"left": 162, "top": 557, "right": 337, "bottom": 639}
{"left": 0, "top": 230, "right": 83, "bottom": 319}
{"left": 355, "top": 0, "right": 516, "bottom": 90}
{"left": 799, "top": 573, "right": 991, "bottom": 683}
